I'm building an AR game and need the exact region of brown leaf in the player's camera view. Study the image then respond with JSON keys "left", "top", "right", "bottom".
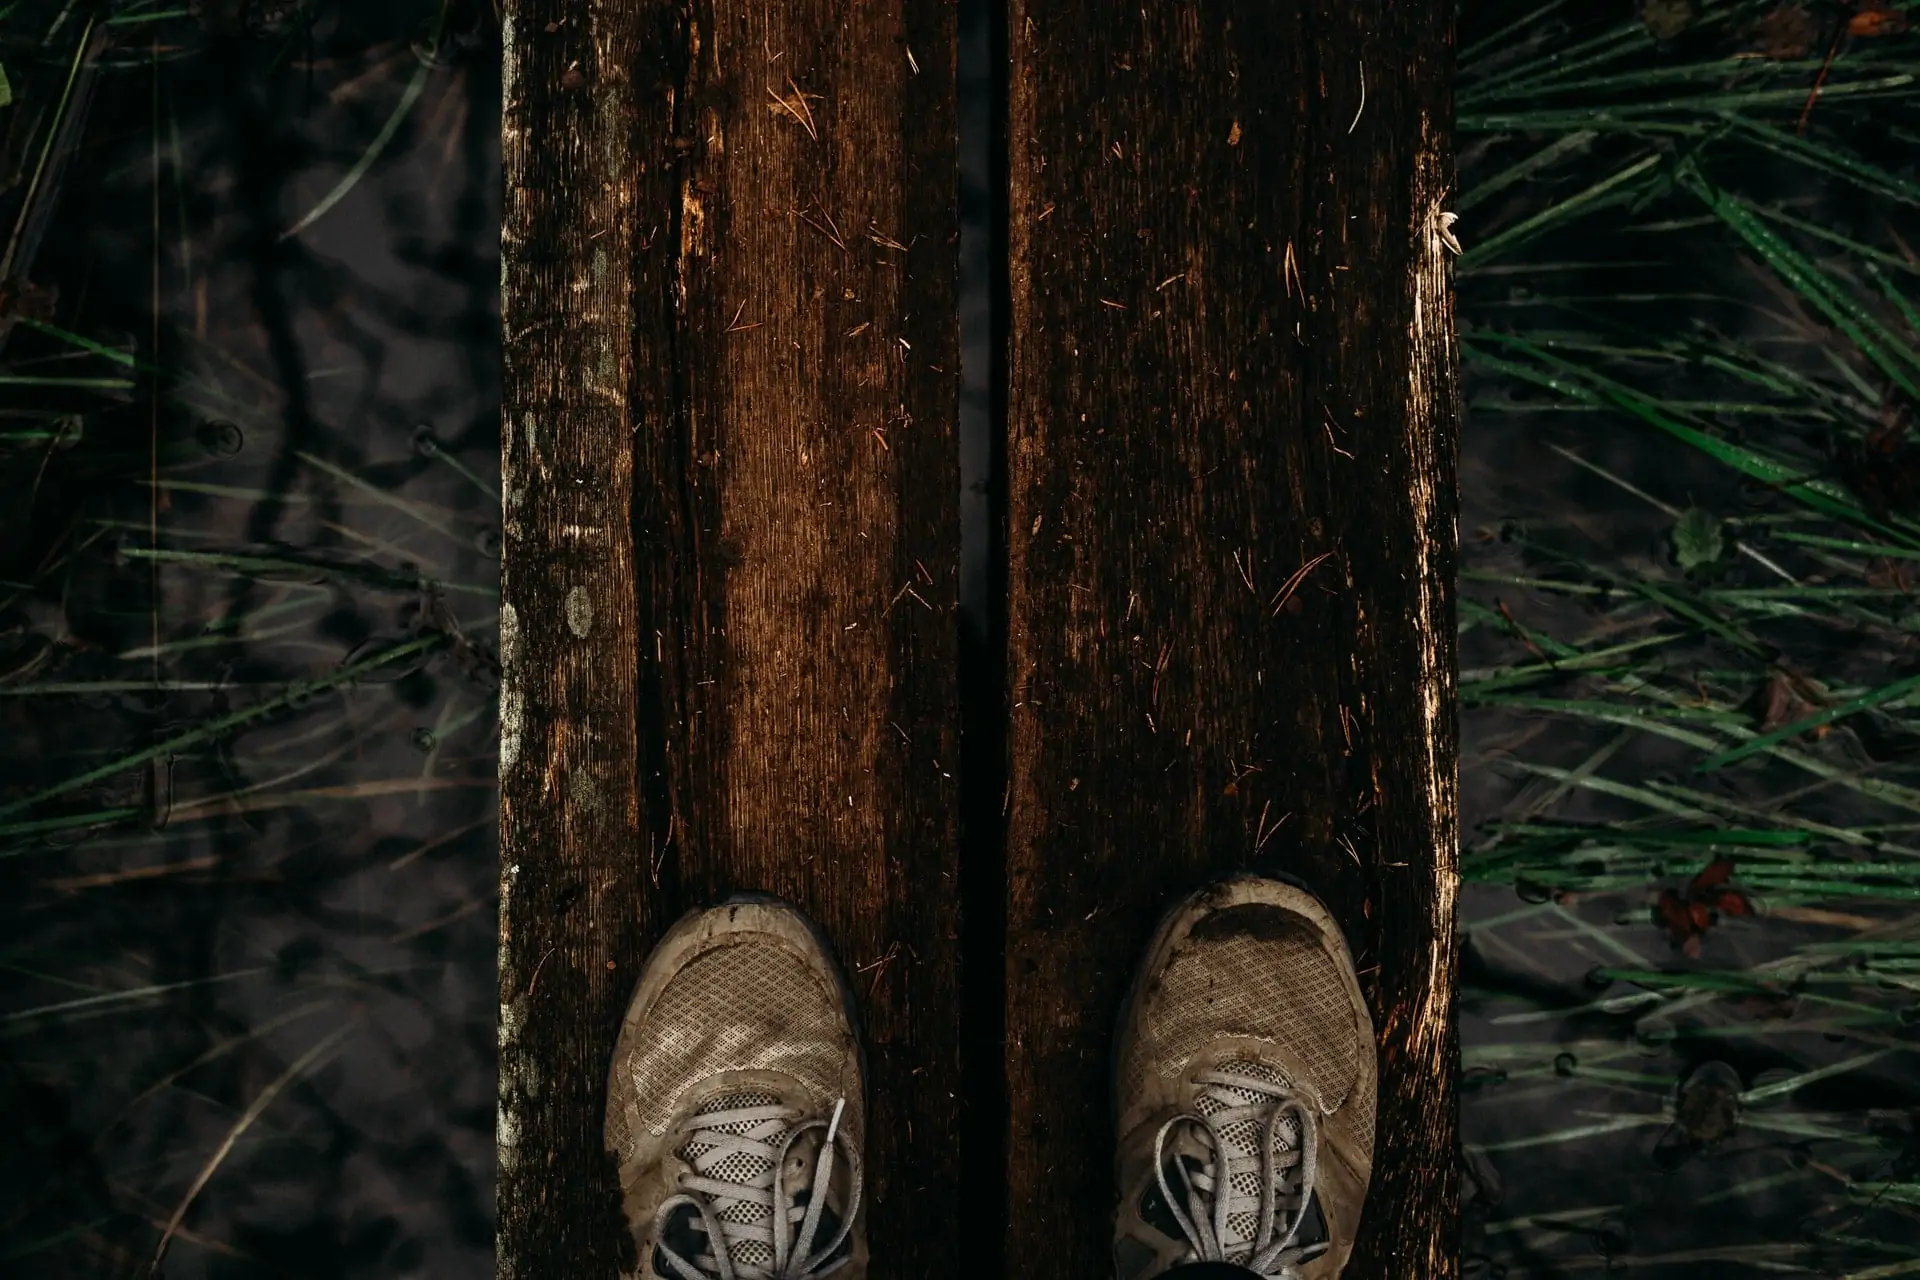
{"left": 1753, "top": 3, "right": 1820, "bottom": 58}
{"left": 1867, "top": 558, "right": 1913, "bottom": 593}
{"left": 0, "top": 277, "right": 59, "bottom": 352}
{"left": 1656, "top": 861, "right": 1751, "bottom": 954}
{"left": 1781, "top": 664, "right": 1829, "bottom": 699}
{"left": 1851, "top": 0, "right": 1910, "bottom": 38}
{"left": 1757, "top": 670, "right": 1799, "bottom": 731}
{"left": 1755, "top": 667, "right": 1827, "bottom": 734}
{"left": 0, "top": 277, "right": 58, "bottom": 325}
{"left": 1738, "top": 991, "right": 1800, "bottom": 1019}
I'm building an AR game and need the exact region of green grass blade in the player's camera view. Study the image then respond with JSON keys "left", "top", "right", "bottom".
{"left": 281, "top": 62, "right": 433, "bottom": 241}
{"left": 1465, "top": 332, "right": 1917, "bottom": 545}
{"left": 1728, "top": 113, "right": 1920, "bottom": 208}
{"left": 1696, "top": 674, "right": 1920, "bottom": 773}
{"left": 1459, "top": 152, "right": 1663, "bottom": 267}
{"left": 1681, "top": 166, "right": 1920, "bottom": 395}
{"left": 0, "top": 634, "right": 446, "bottom": 823}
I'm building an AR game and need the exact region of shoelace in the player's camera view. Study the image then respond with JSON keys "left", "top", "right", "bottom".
{"left": 652, "top": 1096, "right": 862, "bottom": 1280}
{"left": 1151, "top": 1068, "right": 1321, "bottom": 1280}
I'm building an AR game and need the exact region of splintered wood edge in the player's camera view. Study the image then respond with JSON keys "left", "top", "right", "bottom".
{"left": 497, "top": 0, "right": 647, "bottom": 1273}
{"left": 1386, "top": 106, "right": 1464, "bottom": 1277}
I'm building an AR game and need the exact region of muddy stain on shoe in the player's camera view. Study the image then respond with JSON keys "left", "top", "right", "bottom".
{"left": 1187, "top": 904, "right": 1318, "bottom": 946}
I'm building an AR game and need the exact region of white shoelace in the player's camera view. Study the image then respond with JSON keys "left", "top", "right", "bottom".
{"left": 652, "top": 1096, "right": 862, "bottom": 1280}
{"left": 1151, "top": 1067, "right": 1321, "bottom": 1280}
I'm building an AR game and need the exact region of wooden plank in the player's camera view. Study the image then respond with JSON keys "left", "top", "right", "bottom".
{"left": 499, "top": 0, "right": 965, "bottom": 1274}
{"left": 1000, "top": 1, "right": 1461, "bottom": 1275}
{"left": 497, "top": 0, "right": 652, "bottom": 1268}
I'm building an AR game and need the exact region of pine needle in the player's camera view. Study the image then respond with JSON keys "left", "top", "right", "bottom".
{"left": 146, "top": 1022, "right": 356, "bottom": 1274}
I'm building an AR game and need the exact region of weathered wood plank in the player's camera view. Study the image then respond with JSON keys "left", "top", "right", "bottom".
{"left": 1000, "top": 2, "right": 1461, "bottom": 1275}
{"left": 498, "top": 0, "right": 653, "bottom": 1268}
{"left": 650, "top": 1, "right": 966, "bottom": 1274}
{"left": 500, "top": 0, "right": 964, "bottom": 1273}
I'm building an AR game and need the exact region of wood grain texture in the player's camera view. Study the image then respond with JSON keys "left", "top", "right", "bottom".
{"left": 498, "top": 0, "right": 650, "bottom": 1268}
{"left": 499, "top": 0, "right": 963, "bottom": 1273}
{"left": 1000, "top": 2, "right": 1461, "bottom": 1275}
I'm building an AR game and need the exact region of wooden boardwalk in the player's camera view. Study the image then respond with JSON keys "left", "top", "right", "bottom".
{"left": 499, "top": 0, "right": 1457, "bottom": 1275}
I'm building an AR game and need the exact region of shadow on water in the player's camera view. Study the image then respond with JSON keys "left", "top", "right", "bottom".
{"left": 2, "top": 0, "right": 499, "bottom": 1274}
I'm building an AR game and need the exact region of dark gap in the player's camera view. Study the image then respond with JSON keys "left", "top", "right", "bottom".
{"left": 633, "top": 0, "right": 699, "bottom": 933}
{"left": 956, "top": 0, "right": 1009, "bottom": 1267}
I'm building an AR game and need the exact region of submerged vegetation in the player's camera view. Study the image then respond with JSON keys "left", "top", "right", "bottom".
{"left": 1, "top": 0, "right": 498, "bottom": 1273}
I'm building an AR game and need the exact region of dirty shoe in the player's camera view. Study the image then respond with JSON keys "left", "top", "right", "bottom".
{"left": 1112, "top": 874, "right": 1377, "bottom": 1279}
{"left": 605, "top": 895, "right": 867, "bottom": 1279}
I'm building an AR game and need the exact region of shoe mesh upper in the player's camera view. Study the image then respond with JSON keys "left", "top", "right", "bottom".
{"left": 607, "top": 940, "right": 855, "bottom": 1171}
{"left": 1122, "top": 908, "right": 1373, "bottom": 1155}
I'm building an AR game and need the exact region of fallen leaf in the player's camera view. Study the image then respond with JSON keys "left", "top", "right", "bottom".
{"left": 1671, "top": 507, "right": 1727, "bottom": 572}
{"left": 1753, "top": 3, "right": 1820, "bottom": 59}
{"left": 1754, "top": 666, "right": 1829, "bottom": 736}
{"left": 1866, "top": 558, "right": 1912, "bottom": 592}
{"left": 1655, "top": 889, "right": 1699, "bottom": 950}
{"left": 1851, "top": 0, "right": 1910, "bottom": 38}
{"left": 1691, "top": 857, "right": 1736, "bottom": 893}
{"left": 1738, "top": 991, "right": 1801, "bottom": 1018}
{"left": 1675, "top": 1060, "right": 1744, "bottom": 1144}
{"left": 1653, "top": 859, "right": 1752, "bottom": 954}
{"left": 1710, "top": 887, "right": 1754, "bottom": 918}
{"left": 1642, "top": 0, "right": 1699, "bottom": 41}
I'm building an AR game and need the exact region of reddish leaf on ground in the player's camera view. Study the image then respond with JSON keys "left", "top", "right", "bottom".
{"left": 1709, "top": 886, "right": 1754, "bottom": 918}
{"left": 1655, "top": 889, "right": 1702, "bottom": 952}
{"left": 1690, "top": 858, "right": 1737, "bottom": 893}
{"left": 1851, "top": 0, "right": 1910, "bottom": 37}
{"left": 1738, "top": 990, "right": 1800, "bottom": 1019}
{"left": 1654, "top": 859, "right": 1751, "bottom": 954}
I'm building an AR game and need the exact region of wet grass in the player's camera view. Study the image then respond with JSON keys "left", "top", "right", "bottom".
{"left": 1457, "top": 1, "right": 1920, "bottom": 1275}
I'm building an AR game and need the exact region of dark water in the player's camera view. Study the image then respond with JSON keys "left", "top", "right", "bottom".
{"left": 4, "top": 0, "right": 1918, "bottom": 1275}
{"left": 3, "top": 1, "right": 499, "bottom": 1274}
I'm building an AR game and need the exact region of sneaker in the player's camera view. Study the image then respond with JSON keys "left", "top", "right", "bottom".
{"left": 1111, "top": 874, "right": 1378, "bottom": 1279}
{"left": 605, "top": 895, "right": 868, "bottom": 1279}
